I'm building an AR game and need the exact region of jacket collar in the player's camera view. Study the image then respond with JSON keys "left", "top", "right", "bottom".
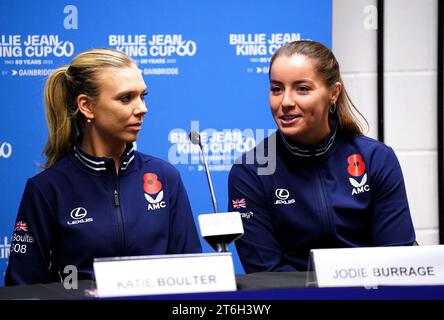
{"left": 279, "top": 116, "right": 338, "bottom": 158}
{"left": 73, "top": 142, "right": 135, "bottom": 175}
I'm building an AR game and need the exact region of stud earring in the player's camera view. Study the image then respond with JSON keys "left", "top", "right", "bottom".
{"left": 86, "top": 118, "right": 92, "bottom": 123}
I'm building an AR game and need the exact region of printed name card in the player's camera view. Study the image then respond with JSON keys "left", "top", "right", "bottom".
{"left": 310, "top": 245, "right": 444, "bottom": 287}
{"left": 198, "top": 211, "right": 244, "bottom": 238}
{"left": 93, "top": 253, "right": 237, "bottom": 298}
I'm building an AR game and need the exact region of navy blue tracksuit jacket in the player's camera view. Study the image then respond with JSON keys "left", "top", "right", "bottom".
{"left": 228, "top": 128, "right": 416, "bottom": 273}
{"left": 6, "top": 143, "right": 201, "bottom": 285}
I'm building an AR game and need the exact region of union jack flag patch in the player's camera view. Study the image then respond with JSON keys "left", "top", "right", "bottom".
{"left": 14, "top": 221, "right": 28, "bottom": 232}
{"left": 232, "top": 198, "right": 246, "bottom": 209}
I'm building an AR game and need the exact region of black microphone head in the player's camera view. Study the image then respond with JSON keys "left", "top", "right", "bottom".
{"left": 189, "top": 131, "right": 201, "bottom": 146}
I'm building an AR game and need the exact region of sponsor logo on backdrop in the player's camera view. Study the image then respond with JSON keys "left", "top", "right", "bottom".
{"left": 0, "top": 34, "right": 74, "bottom": 77}
{"left": 228, "top": 32, "right": 305, "bottom": 74}
{"left": 0, "top": 141, "right": 12, "bottom": 158}
{"left": 168, "top": 121, "right": 277, "bottom": 175}
{"left": 108, "top": 34, "right": 197, "bottom": 76}
{"left": 0, "top": 236, "right": 11, "bottom": 259}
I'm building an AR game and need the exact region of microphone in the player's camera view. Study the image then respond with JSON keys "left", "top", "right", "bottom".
{"left": 189, "top": 131, "right": 219, "bottom": 213}
{"left": 190, "top": 131, "right": 243, "bottom": 253}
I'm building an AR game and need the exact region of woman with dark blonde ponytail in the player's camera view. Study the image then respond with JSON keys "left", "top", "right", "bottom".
{"left": 228, "top": 40, "right": 416, "bottom": 273}
{"left": 6, "top": 48, "right": 201, "bottom": 285}
{"left": 43, "top": 66, "right": 74, "bottom": 169}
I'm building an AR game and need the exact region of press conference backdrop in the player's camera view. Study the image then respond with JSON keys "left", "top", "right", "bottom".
{"left": 0, "top": 0, "right": 331, "bottom": 286}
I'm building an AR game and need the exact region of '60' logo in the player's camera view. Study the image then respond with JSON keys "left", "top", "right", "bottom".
{"left": 0, "top": 142, "right": 12, "bottom": 158}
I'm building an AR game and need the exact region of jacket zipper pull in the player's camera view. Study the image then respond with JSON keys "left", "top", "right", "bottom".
{"left": 113, "top": 189, "right": 120, "bottom": 207}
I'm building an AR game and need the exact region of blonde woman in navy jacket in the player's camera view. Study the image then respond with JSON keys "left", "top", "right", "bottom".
{"left": 228, "top": 41, "right": 415, "bottom": 273}
{"left": 6, "top": 49, "right": 201, "bottom": 285}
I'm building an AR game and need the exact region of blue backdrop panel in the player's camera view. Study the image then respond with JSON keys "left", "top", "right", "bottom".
{"left": 0, "top": 0, "right": 331, "bottom": 286}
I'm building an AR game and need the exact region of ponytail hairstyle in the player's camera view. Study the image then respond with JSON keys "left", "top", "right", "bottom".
{"left": 269, "top": 40, "right": 368, "bottom": 136}
{"left": 43, "top": 48, "right": 135, "bottom": 168}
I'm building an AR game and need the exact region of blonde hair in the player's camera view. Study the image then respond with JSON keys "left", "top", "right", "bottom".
{"left": 270, "top": 40, "right": 368, "bottom": 136}
{"left": 43, "top": 48, "right": 134, "bottom": 168}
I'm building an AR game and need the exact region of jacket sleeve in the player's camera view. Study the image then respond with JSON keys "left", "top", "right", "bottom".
{"left": 5, "top": 179, "right": 54, "bottom": 285}
{"left": 228, "top": 163, "right": 297, "bottom": 273}
{"left": 167, "top": 168, "right": 202, "bottom": 254}
{"left": 370, "top": 146, "right": 416, "bottom": 245}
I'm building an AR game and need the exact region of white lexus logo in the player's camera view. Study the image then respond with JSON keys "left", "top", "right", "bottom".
{"left": 70, "top": 207, "right": 87, "bottom": 220}
{"left": 275, "top": 188, "right": 289, "bottom": 200}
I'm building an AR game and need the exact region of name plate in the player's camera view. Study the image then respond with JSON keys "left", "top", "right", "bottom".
{"left": 93, "top": 253, "right": 237, "bottom": 298}
{"left": 198, "top": 211, "right": 244, "bottom": 238}
{"left": 310, "top": 245, "right": 444, "bottom": 287}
